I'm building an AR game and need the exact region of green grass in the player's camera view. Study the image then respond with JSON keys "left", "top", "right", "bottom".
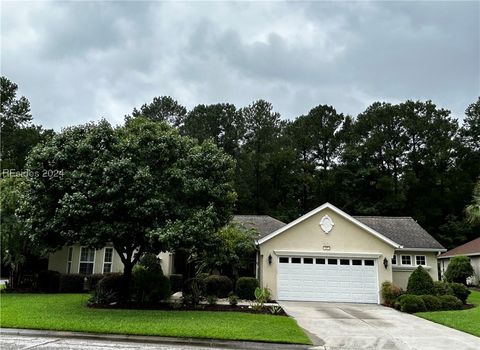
{"left": 0, "top": 293, "right": 310, "bottom": 344}
{"left": 416, "top": 290, "right": 480, "bottom": 337}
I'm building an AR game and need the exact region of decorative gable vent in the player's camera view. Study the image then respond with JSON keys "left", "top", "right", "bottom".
{"left": 320, "top": 214, "right": 334, "bottom": 233}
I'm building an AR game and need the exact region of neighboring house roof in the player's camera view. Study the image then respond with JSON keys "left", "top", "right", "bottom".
{"left": 256, "top": 203, "right": 402, "bottom": 248}
{"left": 233, "top": 215, "right": 286, "bottom": 239}
{"left": 353, "top": 216, "right": 445, "bottom": 251}
{"left": 438, "top": 237, "right": 480, "bottom": 259}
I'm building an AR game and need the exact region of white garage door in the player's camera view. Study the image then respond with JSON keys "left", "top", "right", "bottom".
{"left": 277, "top": 256, "right": 379, "bottom": 303}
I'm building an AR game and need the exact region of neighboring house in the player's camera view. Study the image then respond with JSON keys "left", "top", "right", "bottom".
{"left": 437, "top": 237, "right": 480, "bottom": 285}
{"left": 48, "top": 202, "right": 446, "bottom": 304}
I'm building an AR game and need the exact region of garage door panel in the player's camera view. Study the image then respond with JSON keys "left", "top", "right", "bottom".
{"left": 277, "top": 257, "right": 379, "bottom": 303}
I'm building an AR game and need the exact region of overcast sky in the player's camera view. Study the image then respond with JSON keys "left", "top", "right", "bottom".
{"left": 1, "top": 1, "right": 479, "bottom": 130}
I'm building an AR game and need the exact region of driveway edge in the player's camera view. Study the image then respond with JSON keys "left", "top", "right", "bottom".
{"left": 0, "top": 328, "right": 313, "bottom": 350}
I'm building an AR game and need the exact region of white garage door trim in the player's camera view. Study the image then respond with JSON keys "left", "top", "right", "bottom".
{"left": 277, "top": 255, "right": 380, "bottom": 304}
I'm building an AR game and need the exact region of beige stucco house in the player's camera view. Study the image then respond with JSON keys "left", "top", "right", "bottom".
{"left": 438, "top": 237, "right": 480, "bottom": 285}
{"left": 48, "top": 202, "right": 445, "bottom": 304}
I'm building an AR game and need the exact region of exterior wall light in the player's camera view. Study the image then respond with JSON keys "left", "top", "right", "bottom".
{"left": 383, "top": 257, "right": 389, "bottom": 269}
{"left": 268, "top": 254, "right": 272, "bottom": 265}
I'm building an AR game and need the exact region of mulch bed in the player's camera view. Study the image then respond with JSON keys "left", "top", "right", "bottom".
{"left": 89, "top": 301, "right": 287, "bottom": 315}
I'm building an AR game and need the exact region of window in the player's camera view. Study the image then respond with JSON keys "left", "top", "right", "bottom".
{"left": 79, "top": 247, "right": 95, "bottom": 274}
{"left": 391, "top": 255, "right": 397, "bottom": 265}
{"left": 364, "top": 259, "right": 374, "bottom": 266}
{"left": 328, "top": 259, "right": 338, "bottom": 265}
{"left": 401, "top": 255, "right": 412, "bottom": 266}
{"left": 352, "top": 259, "right": 362, "bottom": 266}
{"left": 303, "top": 258, "right": 313, "bottom": 264}
{"left": 291, "top": 257, "right": 301, "bottom": 264}
{"left": 340, "top": 259, "right": 350, "bottom": 265}
{"left": 316, "top": 258, "right": 325, "bottom": 264}
{"left": 66, "top": 247, "right": 73, "bottom": 274}
{"left": 103, "top": 247, "right": 113, "bottom": 273}
{"left": 279, "top": 257, "right": 289, "bottom": 264}
{"left": 415, "top": 255, "right": 426, "bottom": 266}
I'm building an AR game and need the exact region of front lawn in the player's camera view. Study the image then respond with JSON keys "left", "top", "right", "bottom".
{"left": 416, "top": 290, "right": 480, "bottom": 337}
{"left": 0, "top": 293, "right": 310, "bottom": 344}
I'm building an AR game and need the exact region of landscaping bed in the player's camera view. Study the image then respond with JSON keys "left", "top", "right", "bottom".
{"left": 0, "top": 293, "right": 310, "bottom": 344}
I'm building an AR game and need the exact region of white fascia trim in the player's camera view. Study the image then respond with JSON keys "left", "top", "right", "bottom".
{"left": 273, "top": 250, "right": 383, "bottom": 259}
{"left": 438, "top": 252, "right": 480, "bottom": 259}
{"left": 257, "top": 202, "right": 402, "bottom": 248}
{"left": 396, "top": 248, "right": 447, "bottom": 252}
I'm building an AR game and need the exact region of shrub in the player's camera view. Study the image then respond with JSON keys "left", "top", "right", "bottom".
{"left": 444, "top": 256, "right": 474, "bottom": 285}
{"left": 132, "top": 265, "right": 171, "bottom": 304}
{"left": 228, "top": 294, "right": 238, "bottom": 306}
{"left": 394, "top": 295, "right": 426, "bottom": 313}
{"left": 438, "top": 295, "right": 462, "bottom": 310}
{"left": 182, "top": 277, "right": 205, "bottom": 307}
{"left": 420, "top": 295, "right": 442, "bottom": 311}
{"left": 138, "top": 253, "right": 163, "bottom": 273}
{"left": 36, "top": 270, "right": 60, "bottom": 293}
{"left": 87, "top": 274, "right": 105, "bottom": 291}
{"left": 96, "top": 273, "right": 124, "bottom": 297}
{"left": 433, "top": 281, "right": 453, "bottom": 296}
{"left": 236, "top": 277, "right": 259, "bottom": 300}
{"left": 59, "top": 274, "right": 85, "bottom": 292}
{"left": 204, "top": 275, "right": 233, "bottom": 298}
{"left": 406, "top": 266, "right": 434, "bottom": 295}
{"left": 206, "top": 295, "right": 218, "bottom": 305}
{"left": 449, "top": 282, "right": 471, "bottom": 304}
{"left": 169, "top": 274, "right": 183, "bottom": 293}
{"left": 381, "top": 281, "right": 403, "bottom": 307}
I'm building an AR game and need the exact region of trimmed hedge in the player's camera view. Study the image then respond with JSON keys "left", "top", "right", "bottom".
{"left": 59, "top": 274, "right": 85, "bottom": 292}
{"left": 420, "top": 295, "right": 442, "bottom": 311}
{"left": 433, "top": 281, "right": 453, "bottom": 296}
{"left": 132, "top": 265, "right": 171, "bottom": 303}
{"left": 37, "top": 270, "right": 60, "bottom": 293}
{"left": 87, "top": 274, "right": 105, "bottom": 291}
{"left": 395, "top": 294, "right": 426, "bottom": 313}
{"left": 169, "top": 274, "right": 183, "bottom": 293}
{"left": 96, "top": 273, "right": 124, "bottom": 295}
{"left": 235, "top": 277, "right": 259, "bottom": 300}
{"left": 439, "top": 295, "right": 462, "bottom": 310}
{"left": 204, "top": 275, "right": 233, "bottom": 298}
{"left": 449, "top": 282, "right": 470, "bottom": 304}
{"left": 406, "top": 266, "right": 434, "bottom": 295}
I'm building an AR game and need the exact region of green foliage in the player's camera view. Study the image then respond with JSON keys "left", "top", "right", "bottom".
{"left": 36, "top": 270, "right": 60, "bottom": 293}
{"left": 433, "top": 281, "right": 453, "bottom": 296}
{"left": 235, "top": 277, "right": 259, "bottom": 300}
{"left": 87, "top": 274, "right": 105, "bottom": 291}
{"left": 169, "top": 274, "right": 183, "bottom": 293}
{"left": 59, "top": 274, "right": 85, "bottom": 293}
{"left": 380, "top": 281, "right": 403, "bottom": 307}
{"left": 420, "top": 295, "right": 442, "bottom": 311}
{"left": 252, "top": 286, "right": 271, "bottom": 310}
{"left": 182, "top": 277, "right": 205, "bottom": 307}
{"left": 449, "top": 282, "right": 471, "bottom": 304}
{"left": 204, "top": 275, "right": 233, "bottom": 298}
{"left": 22, "top": 117, "right": 236, "bottom": 290}
{"left": 394, "top": 295, "right": 427, "bottom": 313}
{"left": 438, "top": 295, "right": 463, "bottom": 310}
{"left": 206, "top": 295, "right": 218, "bottom": 305}
{"left": 129, "top": 96, "right": 187, "bottom": 126}
{"left": 95, "top": 273, "right": 125, "bottom": 299}
{"left": 228, "top": 294, "right": 238, "bottom": 306}
{"left": 197, "top": 223, "right": 257, "bottom": 279}
{"left": 269, "top": 305, "right": 282, "bottom": 315}
{"left": 132, "top": 265, "right": 171, "bottom": 304}
{"left": 444, "top": 256, "right": 475, "bottom": 285}
{"left": 138, "top": 253, "right": 163, "bottom": 272}
{"left": 406, "top": 266, "right": 434, "bottom": 295}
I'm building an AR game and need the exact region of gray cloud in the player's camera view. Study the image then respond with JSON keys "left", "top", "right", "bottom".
{"left": 1, "top": 1, "right": 478, "bottom": 130}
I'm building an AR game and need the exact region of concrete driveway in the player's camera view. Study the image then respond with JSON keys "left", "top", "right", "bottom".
{"left": 279, "top": 301, "right": 480, "bottom": 350}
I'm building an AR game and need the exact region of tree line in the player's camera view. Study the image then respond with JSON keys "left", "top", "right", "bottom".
{"left": 1, "top": 76, "right": 479, "bottom": 251}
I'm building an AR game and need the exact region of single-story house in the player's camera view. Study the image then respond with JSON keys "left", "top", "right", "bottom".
{"left": 438, "top": 237, "right": 480, "bottom": 285}
{"left": 48, "top": 202, "right": 446, "bottom": 304}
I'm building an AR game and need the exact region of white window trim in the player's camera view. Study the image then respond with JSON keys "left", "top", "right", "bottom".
{"left": 391, "top": 254, "right": 398, "bottom": 266}
{"left": 415, "top": 255, "right": 427, "bottom": 266}
{"left": 400, "top": 255, "right": 412, "bottom": 266}
{"left": 78, "top": 247, "right": 96, "bottom": 274}
{"left": 66, "top": 246, "right": 74, "bottom": 274}
{"left": 102, "top": 247, "right": 114, "bottom": 273}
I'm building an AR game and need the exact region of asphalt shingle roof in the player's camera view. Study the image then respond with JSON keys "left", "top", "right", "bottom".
{"left": 353, "top": 216, "right": 445, "bottom": 250}
{"left": 438, "top": 237, "right": 480, "bottom": 258}
{"left": 232, "top": 215, "right": 286, "bottom": 239}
